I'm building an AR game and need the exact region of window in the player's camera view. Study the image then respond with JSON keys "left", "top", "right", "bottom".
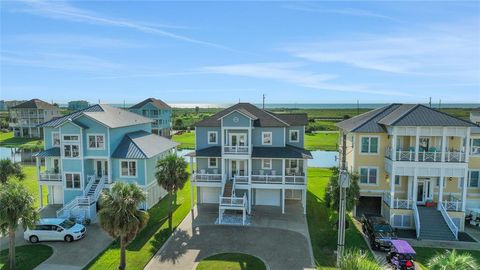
{"left": 289, "top": 130, "right": 299, "bottom": 142}
{"left": 469, "top": 171, "right": 479, "bottom": 188}
{"left": 63, "top": 144, "right": 80, "bottom": 158}
{"left": 359, "top": 167, "right": 377, "bottom": 184}
{"left": 52, "top": 132, "right": 60, "bottom": 146}
{"left": 360, "top": 137, "right": 379, "bottom": 154}
{"left": 208, "top": 131, "right": 218, "bottom": 144}
{"left": 262, "top": 159, "right": 272, "bottom": 169}
{"left": 152, "top": 110, "right": 158, "bottom": 117}
{"left": 142, "top": 110, "right": 148, "bottom": 116}
{"left": 63, "top": 135, "right": 79, "bottom": 141}
{"left": 65, "top": 173, "right": 81, "bottom": 189}
{"left": 208, "top": 158, "right": 217, "bottom": 168}
{"left": 471, "top": 139, "right": 480, "bottom": 155}
{"left": 436, "top": 178, "right": 447, "bottom": 187}
{"left": 88, "top": 135, "right": 104, "bottom": 149}
{"left": 394, "top": 175, "right": 400, "bottom": 186}
{"left": 262, "top": 132, "right": 272, "bottom": 145}
{"left": 120, "top": 161, "right": 137, "bottom": 177}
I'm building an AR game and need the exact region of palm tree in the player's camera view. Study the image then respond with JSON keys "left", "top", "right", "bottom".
{"left": 339, "top": 249, "right": 380, "bottom": 270}
{"left": 0, "top": 181, "right": 40, "bottom": 270}
{"left": 427, "top": 249, "right": 478, "bottom": 270}
{"left": 0, "top": 158, "right": 25, "bottom": 184}
{"left": 97, "top": 182, "right": 149, "bottom": 270}
{"left": 155, "top": 153, "right": 189, "bottom": 231}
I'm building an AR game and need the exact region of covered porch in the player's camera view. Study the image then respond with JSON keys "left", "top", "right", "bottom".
{"left": 34, "top": 148, "right": 63, "bottom": 208}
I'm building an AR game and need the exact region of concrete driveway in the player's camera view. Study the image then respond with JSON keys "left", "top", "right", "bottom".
{"left": 145, "top": 204, "right": 315, "bottom": 270}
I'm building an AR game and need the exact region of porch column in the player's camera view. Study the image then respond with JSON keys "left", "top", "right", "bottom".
{"left": 412, "top": 170, "right": 418, "bottom": 203}
{"left": 390, "top": 169, "right": 395, "bottom": 208}
{"left": 392, "top": 132, "right": 397, "bottom": 161}
{"left": 304, "top": 159, "right": 308, "bottom": 186}
{"left": 461, "top": 170, "right": 468, "bottom": 212}
{"left": 302, "top": 188, "right": 306, "bottom": 214}
{"left": 248, "top": 158, "right": 252, "bottom": 185}
{"left": 190, "top": 156, "right": 194, "bottom": 209}
{"left": 38, "top": 185, "right": 43, "bottom": 208}
{"left": 248, "top": 188, "right": 252, "bottom": 214}
{"left": 221, "top": 158, "right": 225, "bottom": 181}
{"left": 282, "top": 159, "right": 286, "bottom": 184}
{"left": 441, "top": 127, "right": 447, "bottom": 162}
{"left": 437, "top": 171, "right": 445, "bottom": 210}
{"left": 414, "top": 127, "right": 420, "bottom": 161}
{"left": 108, "top": 158, "right": 112, "bottom": 184}
{"left": 281, "top": 188, "right": 285, "bottom": 214}
{"left": 465, "top": 128, "right": 471, "bottom": 162}
{"left": 407, "top": 177, "right": 413, "bottom": 202}
{"left": 36, "top": 156, "right": 43, "bottom": 208}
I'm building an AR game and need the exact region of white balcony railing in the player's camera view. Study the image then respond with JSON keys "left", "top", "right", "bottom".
{"left": 440, "top": 203, "right": 459, "bottom": 240}
{"left": 219, "top": 194, "right": 247, "bottom": 208}
{"left": 193, "top": 173, "right": 222, "bottom": 182}
{"left": 442, "top": 200, "right": 463, "bottom": 211}
{"left": 39, "top": 171, "right": 62, "bottom": 182}
{"left": 251, "top": 175, "right": 282, "bottom": 184}
{"left": 285, "top": 175, "right": 306, "bottom": 184}
{"left": 383, "top": 192, "right": 412, "bottom": 209}
{"left": 386, "top": 147, "right": 465, "bottom": 163}
{"left": 234, "top": 175, "right": 248, "bottom": 184}
{"left": 418, "top": 151, "right": 442, "bottom": 162}
{"left": 223, "top": 145, "right": 249, "bottom": 154}
{"left": 445, "top": 152, "right": 466, "bottom": 163}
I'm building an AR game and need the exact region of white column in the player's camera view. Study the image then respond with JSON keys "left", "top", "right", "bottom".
{"left": 438, "top": 171, "right": 445, "bottom": 210}
{"left": 414, "top": 127, "right": 420, "bottom": 161}
{"left": 221, "top": 158, "right": 225, "bottom": 181}
{"left": 248, "top": 188, "right": 252, "bottom": 214}
{"left": 282, "top": 188, "right": 285, "bottom": 214}
{"left": 248, "top": 128, "right": 252, "bottom": 155}
{"left": 304, "top": 159, "right": 308, "bottom": 186}
{"left": 441, "top": 127, "right": 447, "bottom": 162}
{"left": 248, "top": 158, "right": 252, "bottom": 185}
{"left": 465, "top": 128, "right": 471, "bottom": 162}
{"left": 461, "top": 170, "right": 468, "bottom": 212}
{"left": 190, "top": 156, "right": 194, "bottom": 209}
{"left": 392, "top": 133, "right": 397, "bottom": 161}
{"left": 407, "top": 176, "right": 413, "bottom": 202}
{"left": 390, "top": 169, "right": 395, "bottom": 208}
{"left": 282, "top": 159, "right": 286, "bottom": 184}
{"left": 412, "top": 170, "right": 418, "bottom": 203}
{"left": 36, "top": 156, "right": 43, "bottom": 207}
{"left": 302, "top": 188, "right": 306, "bottom": 214}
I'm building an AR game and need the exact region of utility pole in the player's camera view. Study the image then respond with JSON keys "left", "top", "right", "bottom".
{"left": 356, "top": 100, "right": 359, "bottom": 116}
{"left": 429, "top": 97, "right": 432, "bottom": 108}
{"left": 439, "top": 99, "right": 441, "bottom": 109}
{"left": 262, "top": 94, "right": 265, "bottom": 110}
{"left": 336, "top": 132, "right": 349, "bottom": 267}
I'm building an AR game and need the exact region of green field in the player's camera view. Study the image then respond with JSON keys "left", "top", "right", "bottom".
{"left": 196, "top": 253, "right": 266, "bottom": 270}
{"left": 305, "top": 132, "right": 339, "bottom": 151}
{"left": 172, "top": 131, "right": 195, "bottom": 149}
{"left": 0, "top": 244, "right": 53, "bottom": 270}
{"left": 85, "top": 168, "right": 194, "bottom": 270}
{"left": 306, "top": 168, "right": 372, "bottom": 269}
{"left": 16, "top": 165, "right": 47, "bottom": 209}
{"left": 0, "top": 132, "right": 43, "bottom": 150}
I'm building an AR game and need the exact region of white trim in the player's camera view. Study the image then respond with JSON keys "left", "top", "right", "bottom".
{"left": 289, "top": 129, "right": 299, "bottom": 143}
{"left": 64, "top": 172, "right": 82, "bottom": 190}
{"left": 62, "top": 133, "right": 80, "bottom": 142}
{"left": 359, "top": 166, "right": 379, "bottom": 186}
{"left": 262, "top": 159, "right": 272, "bottom": 170}
{"left": 51, "top": 131, "right": 60, "bottom": 146}
{"left": 217, "top": 109, "right": 255, "bottom": 121}
{"left": 207, "top": 131, "right": 218, "bottom": 145}
{"left": 62, "top": 143, "right": 81, "bottom": 159}
{"left": 467, "top": 170, "right": 480, "bottom": 189}
{"left": 262, "top": 131, "right": 272, "bottom": 145}
{"left": 120, "top": 159, "right": 138, "bottom": 178}
{"left": 359, "top": 135, "right": 380, "bottom": 155}
{"left": 87, "top": 133, "right": 106, "bottom": 150}
{"left": 208, "top": 157, "right": 218, "bottom": 168}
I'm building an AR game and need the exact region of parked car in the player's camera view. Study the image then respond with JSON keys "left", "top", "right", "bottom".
{"left": 24, "top": 218, "right": 86, "bottom": 243}
{"left": 361, "top": 213, "right": 397, "bottom": 250}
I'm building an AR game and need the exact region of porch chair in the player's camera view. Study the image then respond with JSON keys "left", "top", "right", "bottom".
{"left": 271, "top": 170, "right": 276, "bottom": 176}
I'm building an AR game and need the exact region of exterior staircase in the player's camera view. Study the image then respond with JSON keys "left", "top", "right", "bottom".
{"left": 222, "top": 181, "right": 233, "bottom": 197}
{"left": 417, "top": 206, "right": 457, "bottom": 241}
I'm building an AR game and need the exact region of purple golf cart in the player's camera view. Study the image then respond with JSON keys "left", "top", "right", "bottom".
{"left": 386, "top": 240, "right": 416, "bottom": 270}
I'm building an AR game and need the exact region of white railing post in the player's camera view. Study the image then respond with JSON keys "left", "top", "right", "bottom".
{"left": 413, "top": 203, "right": 421, "bottom": 239}
{"left": 440, "top": 203, "right": 459, "bottom": 240}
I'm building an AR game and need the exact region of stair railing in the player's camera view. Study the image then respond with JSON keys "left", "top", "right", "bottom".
{"left": 90, "top": 176, "right": 107, "bottom": 202}
{"left": 83, "top": 175, "right": 96, "bottom": 196}
{"left": 412, "top": 203, "right": 421, "bottom": 239}
{"left": 439, "top": 203, "right": 459, "bottom": 240}
{"left": 232, "top": 175, "right": 237, "bottom": 197}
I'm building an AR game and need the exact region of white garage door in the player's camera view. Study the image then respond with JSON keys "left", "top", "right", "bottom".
{"left": 201, "top": 187, "right": 220, "bottom": 204}
{"left": 255, "top": 189, "right": 280, "bottom": 206}
{"left": 285, "top": 189, "right": 302, "bottom": 200}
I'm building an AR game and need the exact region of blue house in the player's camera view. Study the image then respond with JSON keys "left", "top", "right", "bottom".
{"left": 187, "top": 103, "right": 312, "bottom": 224}
{"left": 35, "top": 104, "right": 179, "bottom": 222}
{"left": 129, "top": 98, "right": 172, "bottom": 138}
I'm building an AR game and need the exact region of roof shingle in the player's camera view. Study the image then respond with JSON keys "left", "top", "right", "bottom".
{"left": 129, "top": 98, "right": 171, "bottom": 110}
{"left": 11, "top": 99, "right": 58, "bottom": 110}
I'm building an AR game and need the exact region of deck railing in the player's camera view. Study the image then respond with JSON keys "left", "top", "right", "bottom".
{"left": 383, "top": 192, "right": 413, "bottom": 209}
{"left": 234, "top": 175, "right": 249, "bottom": 184}
{"left": 219, "top": 194, "right": 246, "bottom": 208}
{"left": 39, "top": 171, "right": 62, "bottom": 182}
{"left": 442, "top": 200, "right": 463, "bottom": 212}
{"left": 251, "top": 175, "right": 282, "bottom": 184}
{"left": 440, "top": 203, "right": 459, "bottom": 240}
{"left": 223, "top": 145, "right": 249, "bottom": 154}
{"left": 193, "top": 173, "right": 222, "bottom": 182}
{"left": 386, "top": 147, "right": 465, "bottom": 163}
{"left": 285, "top": 175, "right": 306, "bottom": 184}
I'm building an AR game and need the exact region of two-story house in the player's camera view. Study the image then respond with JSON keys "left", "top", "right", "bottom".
{"left": 187, "top": 103, "right": 312, "bottom": 224}
{"left": 68, "top": 100, "right": 90, "bottom": 111}
{"left": 129, "top": 98, "right": 172, "bottom": 138}
{"left": 9, "top": 99, "right": 62, "bottom": 138}
{"left": 34, "top": 104, "right": 179, "bottom": 222}
{"left": 337, "top": 104, "right": 479, "bottom": 241}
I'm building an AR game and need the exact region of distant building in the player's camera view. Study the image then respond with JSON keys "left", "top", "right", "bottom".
{"left": 5, "top": 100, "right": 27, "bottom": 110}
{"left": 129, "top": 98, "right": 172, "bottom": 137}
{"left": 68, "top": 100, "right": 90, "bottom": 111}
{"left": 9, "top": 99, "right": 61, "bottom": 138}
{"left": 470, "top": 107, "right": 480, "bottom": 125}
{"left": 0, "top": 100, "right": 5, "bottom": 111}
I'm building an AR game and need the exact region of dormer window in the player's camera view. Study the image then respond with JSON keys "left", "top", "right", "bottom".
{"left": 289, "top": 130, "right": 299, "bottom": 142}
{"left": 52, "top": 132, "right": 60, "bottom": 146}
{"left": 208, "top": 131, "right": 218, "bottom": 144}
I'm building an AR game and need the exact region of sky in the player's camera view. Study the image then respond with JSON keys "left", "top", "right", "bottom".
{"left": 1, "top": 0, "right": 479, "bottom": 104}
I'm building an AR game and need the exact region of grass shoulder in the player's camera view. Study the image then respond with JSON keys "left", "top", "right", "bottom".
{"left": 0, "top": 244, "right": 53, "bottom": 270}
{"left": 305, "top": 132, "right": 339, "bottom": 151}
{"left": 196, "top": 253, "right": 266, "bottom": 270}
{"left": 0, "top": 132, "right": 44, "bottom": 150}
{"left": 172, "top": 131, "right": 195, "bottom": 149}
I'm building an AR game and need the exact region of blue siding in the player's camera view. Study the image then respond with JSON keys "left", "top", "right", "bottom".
{"left": 252, "top": 127, "right": 285, "bottom": 147}
{"left": 109, "top": 123, "right": 151, "bottom": 155}
{"left": 76, "top": 116, "right": 109, "bottom": 157}
{"left": 195, "top": 157, "right": 222, "bottom": 174}
{"left": 286, "top": 126, "right": 305, "bottom": 148}
{"left": 43, "top": 127, "right": 56, "bottom": 149}
{"left": 252, "top": 159, "right": 282, "bottom": 174}
{"left": 64, "top": 190, "right": 83, "bottom": 204}
{"left": 111, "top": 158, "right": 147, "bottom": 185}
{"left": 129, "top": 103, "right": 172, "bottom": 130}
{"left": 222, "top": 111, "right": 251, "bottom": 127}
{"left": 196, "top": 127, "right": 221, "bottom": 150}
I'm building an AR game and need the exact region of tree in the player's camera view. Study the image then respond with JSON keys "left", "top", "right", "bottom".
{"left": 0, "top": 158, "right": 25, "bottom": 184}
{"left": 324, "top": 167, "right": 360, "bottom": 212}
{"left": 427, "top": 250, "right": 478, "bottom": 270}
{"left": 195, "top": 106, "right": 200, "bottom": 114}
{"left": 339, "top": 249, "right": 380, "bottom": 270}
{"left": 97, "top": 182, "right": 149, "bottom": 270}
{"left": 155, "top": 153, "right": 189, "bottom": 231}
{"left": 0, "top": 181, "right": 40, "bottom": 270}
{"left": 174, "top": 118, "right": 184, "bottom": 130}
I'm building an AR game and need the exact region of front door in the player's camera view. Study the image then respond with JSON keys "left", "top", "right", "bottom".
{"left": 229, "top": 133, "right": 246, "bottom": 146}
{"left": 417, "top": 179, "right": 432, "bottom": 204}
{"left": 95, "top": 160, "right": 108, "bottom": 178}
{"left": 229, "top": 160, "right": 246, "bottom": 178}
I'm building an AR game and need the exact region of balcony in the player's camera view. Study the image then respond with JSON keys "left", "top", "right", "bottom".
{"left": 192, "top": 173, "right": 222, "bottom": 183}
{"left": 223, "top": 145, "right": 249, "bottom": 155}
{"left": 39, "top": 170, "right": 62, "bottom": 185}
{"left": 385, "top": 147, "right": 466, "bottom": 163}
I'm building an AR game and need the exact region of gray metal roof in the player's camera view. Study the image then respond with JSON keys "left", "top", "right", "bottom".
{"left": 111, "top": 130, "right": 179, "bottom": 159}
{"left": 252, "top": 145, "right": 312, "bottom": 159}
{"left": 129, "top": 98, "right": 171, "bottom": 110}
{"left": 185, "top": 146, "right": 221, "bottom": 157}
{"left": 34, "top": 147, "right": 60, "bottom": 157}
{"left": 337, "top": 103, "right": 476, "bottom": 133}
{"left": 11, "top": 99, "right": 58, "bottom": 110}
{"left": 38, "top": 104, "right": 152, "bottom": 128}
{"left": 195, "top": 103, "right": 307, "bottom": 127}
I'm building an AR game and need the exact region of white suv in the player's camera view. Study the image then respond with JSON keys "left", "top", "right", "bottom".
{"left": 24, "top": 218, "right": 86, "bottom": 243}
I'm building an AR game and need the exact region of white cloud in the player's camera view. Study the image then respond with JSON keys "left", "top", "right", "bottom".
{"left": 201, "top": 62, "right": 411, "bottom": 96}
{"left": 9, "top": 0, "right": 229, "bottom": 50}
{"left": 283, "top": 4, "right": 398, "bottom": 21}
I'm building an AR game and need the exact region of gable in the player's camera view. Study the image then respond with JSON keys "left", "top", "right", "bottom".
{"left": 222, "top": 111, "right": 252, "bottom": 127}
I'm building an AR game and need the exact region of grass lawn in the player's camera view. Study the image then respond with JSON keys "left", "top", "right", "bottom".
{"left": 20, "top": 165, "right": 48, "bottom": 209}
{"left": 172, "top": 131, "right": 195, "bottom": 149}
{"left": 0, "top": 244, "right": 53, "bottom": 270}
{"left": 307, "top": 167, "right": 372, "bottom": 269}
{"left": 413, "top": 247, "right": 480, "bottom": 270}
{"left": 0, "top": 132, "right": 44, "bottom": 150}
{"left": 85, "top": 175, "right": 194, "bottom": 270}
{"left": 196, "top": 253, "right": 266, "bottom": 270}
{"left": 305, "top": 132, "right": 339, "bottom": 151}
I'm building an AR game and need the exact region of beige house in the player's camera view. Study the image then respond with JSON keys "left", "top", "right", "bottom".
{"left": 9, "top": 99, "right": 61, "bottom": 138}
{"left": 337, "top": 104, "right": 479, "bottom": 241}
